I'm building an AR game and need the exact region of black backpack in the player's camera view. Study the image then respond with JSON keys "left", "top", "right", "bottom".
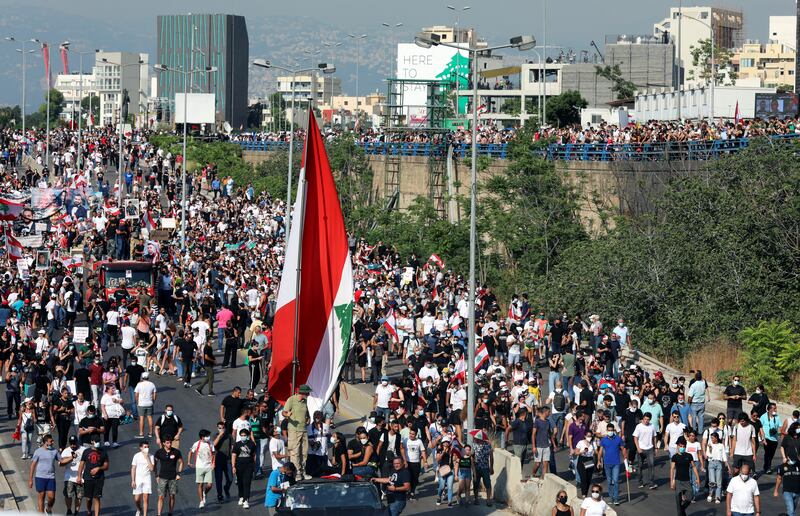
{"left": 553, "top": 390, "right": 566, "bottom": 412}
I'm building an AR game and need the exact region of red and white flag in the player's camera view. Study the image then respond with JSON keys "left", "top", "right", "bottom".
{"left": 475, "top": 342, "right": 489, "bottom": 371}
{"left": 383, "top": 308, "right": 399, "bottom": 343}
{"left": 60, "top": 45, "right": 69, "bottom": 74}
{"left": 734, "top": 101, "right": 741, "bottom": 124}
{"left": 0, "top": 198, "right": 24, "bottom": 221}
{"left": 42, "top": 43, "right": 51, "bottom": 88}
{"left": 143, "top": 211, "right": 157, "bottom": 231}
{"left": 268, "top": 111, "right": 354, "bottom": 413}
{"left": 5, "top": 229, "right": 23, "bottom": 261}
{"left": 428, "top": 253, "right": 445, "bottom": 268}
{"left": 449, "top": 313, "right": 462, "bottom": 331}
{"left": 477, "top": 104, "right": 488, "bottom": 114}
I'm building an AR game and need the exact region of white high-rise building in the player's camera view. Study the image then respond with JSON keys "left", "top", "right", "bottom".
{"left": 654, "top": 6, "right": 744, "bottom": 86}
{"left": 769, "top": 16, "right": 796, "bottom": 48}
{"left": 93, "top": 51, "right": 149, "bottom": 127}
{"left": 54, "top": 73, "right": 97, "bottom": 123}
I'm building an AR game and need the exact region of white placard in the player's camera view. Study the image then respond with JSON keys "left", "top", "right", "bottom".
{"left": 34, "top": 222, "right": 48, "bottom": 233}
{"left": 160, "top": 218, "right": 177, "bottom": 229}
{"left": 73, "top": 326, "right": 89, "bottom": 344}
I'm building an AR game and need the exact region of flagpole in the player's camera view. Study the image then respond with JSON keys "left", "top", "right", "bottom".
{"left": 290, "top": 111, "right": 311, "bottom": 395}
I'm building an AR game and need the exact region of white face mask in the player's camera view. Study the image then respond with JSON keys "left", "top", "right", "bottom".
{"left": 591, "top": 492, "right": 600, "bottom": 499}
{"left": 360, "top": 438, "right": 368, "bottom": 445}
{"left": 239, "top": 435, "right": 248, "bottom": 442}
{"left": 203, "top": 436, "right": 211, "bottom": 442}
{"left": 381, "top": 381, "right": 388, "bottom": 386}
{"left": 740, "top": 474, "right": 749, "bottom": 482}
{"left": 142, "top": 446, "right": 149, "bottom": 453}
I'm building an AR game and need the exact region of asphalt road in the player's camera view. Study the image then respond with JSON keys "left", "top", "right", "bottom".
{"left": 346, "top": 358, "right": 790, "bottom": 516}
{"left": 0, "top": 344, "right": 513, "bottom": 516}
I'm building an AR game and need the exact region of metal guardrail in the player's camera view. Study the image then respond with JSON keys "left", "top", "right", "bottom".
{"left": 236, "top": 133, "right": 800, "bottom": 161}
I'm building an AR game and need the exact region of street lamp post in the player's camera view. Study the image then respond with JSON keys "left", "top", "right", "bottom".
{"left": 680, "top": 13, "right": 715, "bottom": 120}
{"left": 101, "top": 58, "right": 145, "bottom": 206}
{"left": 61, "top": 44, "right": 100, "bottom": 172}
{"left": 153, "top": 63, "right": 218, "bottom": 250}
{"left": 446, "top": 6, "right": 470, "bottom": 115}
{"left": 415, "top": 31, "right": 535, "bottom": 434}
{"left": 4, "top": 37, "right": 37, "bottom": 141}
{"left": 252, "top": 59, "right": 335, "bottom": 239}
{"left": 347, "top": 34, "right": 367, "bottom": 124}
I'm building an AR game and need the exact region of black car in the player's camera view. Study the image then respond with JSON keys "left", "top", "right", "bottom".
{"left": 277, "top": 477, "right": 389, "bottom": 516}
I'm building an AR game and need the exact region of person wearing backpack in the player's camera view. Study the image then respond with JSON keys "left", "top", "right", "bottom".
{"left": 546, "top": 380, "right": 569, "bottom": 448}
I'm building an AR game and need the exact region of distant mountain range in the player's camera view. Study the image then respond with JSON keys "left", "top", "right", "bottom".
{"left": 0, "top": 13, "right": 402, "bottom": 108}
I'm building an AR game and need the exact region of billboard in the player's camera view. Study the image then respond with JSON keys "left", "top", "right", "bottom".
{"left": 174, "top": 93, "right": 216, "bottom": 124}
{"left": 754, "top": 93, "right": 798, "bottom": 120}
{"left": 396, "top": 43, "right": 470, "bottom": 127}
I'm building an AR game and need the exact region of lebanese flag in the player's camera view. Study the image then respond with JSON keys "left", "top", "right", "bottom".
{"left": 475, "top": 342, "right": 489, "bottom": 371}
{"left": 268, "top": 111, "right": 354, "bottom": 413}
{"left": 449, "top": 313, "right": 462, "bottom": 331}
{"left": 0, "top": 198, "right": 24, "bottom": 221}
{"left": 734, "top": 101, "right": 741, "bottom": 124}
{"left": 5, "top": 229, "right": 23, "bottom": 261}
{"left": 383, "top": 308, "right": 399, "bottom": 343}
{"left": 428, "top": 253, "right": 445, "bottom": 268}
{"left": 452, "top": 357, "right": 467, "bottom": 384}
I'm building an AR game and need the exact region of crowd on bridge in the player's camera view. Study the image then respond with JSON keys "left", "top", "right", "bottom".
{"left": 1, "top": 122, "right": 800, "bottom": 516}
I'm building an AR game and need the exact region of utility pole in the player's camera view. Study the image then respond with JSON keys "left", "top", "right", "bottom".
{"left": 677, "top": 0, "right": 682, "bottom": 120}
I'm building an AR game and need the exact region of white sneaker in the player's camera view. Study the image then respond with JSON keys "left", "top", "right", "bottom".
{"left": 238, "top": 498, "right": 244, "bottom": 506}
{"left": 135, "top": 511, "right": 141, "bottom": 516}
{"left": 104, "top": 441, "right": 111, "bottom": 447}
{"left": 199, "top": 500, "right": 205, "bottom": 508}
{"left": 706, "top": 496, "right": 712, "bottom": 503}
{"left": 242, "top": 500, "right": 249, "bottom": 509}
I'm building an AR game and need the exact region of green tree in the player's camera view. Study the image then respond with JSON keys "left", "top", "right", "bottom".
{"left": 35, "top": 89, "right": 65, "bottom": 125}
{"left": 595, "top": 64, "right": 637, "bottom": 100}
{"left": 538, "top": 140, "right": 800, "bottom": 360}
{"left": 688, "top": 38, "right": 738, "bottom": 85}
{"left": 479, "top": 125, "right": 587, "bottom": 296}
{"left": 545, "top": 90, "right": 587, "bottom": 127}
{"left": 265, "top": 92, "right": 289, "bottom": 131}
{"left": 0, "top": 106, "right": 21, "bottom": 129}
{"left": 740, "top": 321, "right": 800, "bottom": 399}
{"left": 80, "top": 95, "right": 100, "bottom": 124}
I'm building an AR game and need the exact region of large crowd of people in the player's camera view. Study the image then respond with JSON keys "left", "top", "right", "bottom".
{"left": 1, "top": 121, "right": 800, "bottom": 516}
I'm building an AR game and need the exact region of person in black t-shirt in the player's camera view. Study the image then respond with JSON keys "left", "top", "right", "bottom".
{"left": 174, "top": 329, "right": 195, "bottom": 387}
{"left": 775, "top": 459, "right": 800, "bottom": 515}
{"left": 123, "top": 359, "right": 145, "bottom": 419}
{"left": 232, "top": 429, "right": 257, "bottom": 507}
{"left": 154, "top": 439, "right": 183, "bottom": 515}
{"left": 723, "top": 375, "right": 747, "bottom": 427}
{"left": 220, "top": 387, "right": 245, "bottom": 434}
{"left": 670, "top": 437, "right": 699, "bottom": 515}
{"left": 372, "top": 457, "right": 411, "bottom": 515}
{"left": 77, "top": 438, "right": 109, "bottom": 515}
{"left": 78, "top": 406, "right": 105, "bottom": 446}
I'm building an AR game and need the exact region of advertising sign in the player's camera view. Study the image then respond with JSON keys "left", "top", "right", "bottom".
{"left": 396, "top": 44, "right": 470, "bottom": 127}
{"left": 755, "top": 93, "right": 799, "bottom": 120}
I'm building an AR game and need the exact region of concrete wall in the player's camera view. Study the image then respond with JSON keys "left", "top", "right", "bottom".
{"left": 242, "top": 150, "right": 701, "bottom": 233}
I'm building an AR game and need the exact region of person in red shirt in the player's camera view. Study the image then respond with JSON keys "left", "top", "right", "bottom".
{"left": 88, "top": 358, "right": 104, "bottom": 409}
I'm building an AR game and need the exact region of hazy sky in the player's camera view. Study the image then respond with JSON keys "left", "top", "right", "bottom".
{"left": 0, "top": 0, "right": 795, "bottom": 106}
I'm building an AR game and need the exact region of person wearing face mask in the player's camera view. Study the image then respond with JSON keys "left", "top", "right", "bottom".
{"left": 759, "top": 402, "right": 781, "bottom": 475}
{"left": 782, "top": 422, "right": 800, "bottom": 468}
{"left": 154, "top": 438, "right": 183, "bottom": 516}
{"left": 730, "top": 412, "right": 757, "bottom": 477}
{"left": 231, "top": 429, "right": 254, "bottom": 509}
{"left": 705, "top": 431, "right": 728, "bottom": 504}
{"left": 725, "top": 463, "right": 760, "bottom": 516}
{"left": 598, "top": 423, "right": 625, "bottom": 506}
{"left": 5, "top": 364, "right": 22, "bottom": 419}
{"left": 77, "top": 436, "right": 110, "bottom": 516}
{"left": 579, "top": 483, "right": 608, "bottom": 516}
{"left": 374, "top": 375, "right": 394, "bottom": 421}
{"left": 60, "top": 435, "right": 86, "bottom": 515}
{"left": 551, "top": 489, "right": 574, "bottom": 516}
{"left": 670, "top": 436, "right": 700, "bottom": 516}
{"left": 154, "top": 404, "right": 184, "bottom": 451}
{"left": 723, "top": 375, "right": 747, "bottom": 430}
{"left": 214, "top": 421, "right": 234, "bottom": 503}
{"left": 348, "top": 427, "right": 377, "bottom": 478}
{"left": 747, "top": 384, "right": 769, "bottom": 418}
{"left": 130, "top": 440, "right": 154, "bottom": 516}
{"left": 774, "top": 450, "right": 800, "bottom": 516}
{"left": 188, "top": 429, "right": 216, "bottom": 508}
{"left": 29, "top": 433, "right": 59, "bottom": 514}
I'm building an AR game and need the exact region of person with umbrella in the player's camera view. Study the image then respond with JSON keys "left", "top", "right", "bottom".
{"left": 469, "top": 429, "right": 495, "bottom": 506}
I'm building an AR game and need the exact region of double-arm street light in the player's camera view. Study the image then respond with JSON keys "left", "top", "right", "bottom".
{"left": 252, "top": 59, "right": 336, "bottom": 238}
{"left": 679, "top": 13, "right": 715, "bottom": 120}
{"left": 4, "top": 37, "right": 38, "bottom": 141}
{"left": 415, "top": 31, "right": 535, "bottom": 434}
{"left": 100, "top": 57, "right": 145, "bottom": 206}
{"left": 61, "top": 43, "right": 101, "bottom": 171}
{"left": 347, "top": 34, "right": 368, "bottom": 121}
{"left": 153, "top": 63, "right": 218, "bottom": 250}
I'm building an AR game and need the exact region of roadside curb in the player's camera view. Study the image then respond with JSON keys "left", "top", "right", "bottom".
{"left": 0, "top": 434, "right": 25, "bottom": 511}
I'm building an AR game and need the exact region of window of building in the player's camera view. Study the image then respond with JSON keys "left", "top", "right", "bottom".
{"left": 701, "top": 11, "right": 709, "bottom": 19}
{"left": 591, "top": 114, "right": 603, "bottom": 124}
